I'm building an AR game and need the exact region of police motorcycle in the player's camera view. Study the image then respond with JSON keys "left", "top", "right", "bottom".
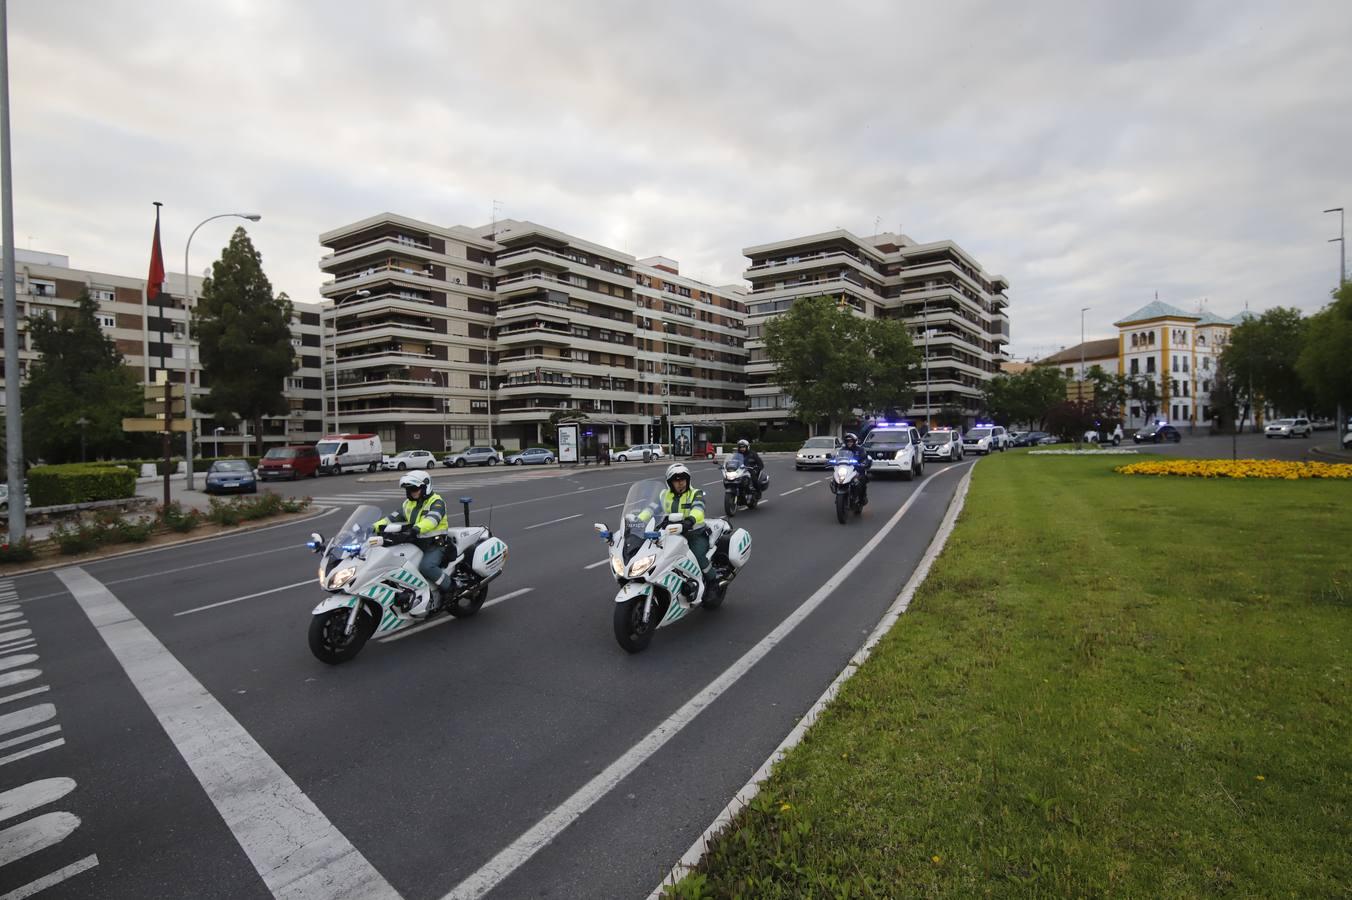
{"left": 721, "top": 451, "right": 768, "bottom": 517}
{"left": 593, "top": 478, "right": 752, "bottom": 653}
{"left": 828, "top": 456, "right": 867, "bottom": 524}
{"left": 304, "top": 498, "right": 508, "bottom": 664}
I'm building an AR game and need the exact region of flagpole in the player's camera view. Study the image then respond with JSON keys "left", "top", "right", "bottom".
{"left": 0, "top": 0, "right": 26, "bottom": 541}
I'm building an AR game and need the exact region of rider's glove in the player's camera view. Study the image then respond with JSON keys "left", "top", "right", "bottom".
{"left": 683, "top": 516, "right": 696, "bottom": 531}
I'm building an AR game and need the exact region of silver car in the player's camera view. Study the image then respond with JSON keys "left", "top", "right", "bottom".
{"left": 795, "top": 436, "right": 841, "bottom": 470}
{"left": 1264, "top": 417, "right": 1312, "bottom": 439}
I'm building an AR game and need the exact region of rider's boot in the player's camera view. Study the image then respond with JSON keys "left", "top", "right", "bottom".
{"left": 700, "top": 567, "right": 719, "bottom": 605}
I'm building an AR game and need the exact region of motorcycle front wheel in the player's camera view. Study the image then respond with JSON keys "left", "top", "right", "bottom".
{"left": 614, "top": 596, "right": 657, "bottom": 653}
{"left": 835, "top": 491, "right": 848, "bottom": 524}
{"left": 747, "top": 491, "right": 759, "bottom": 509}
{"left": 308, "top": 608, "right": 375, "bottom": 664}
{"left": 724, "top": 491, "right": 737, "bottom": 518}
{"left": 448, "top": 584, "right": 488, "bottom": 618}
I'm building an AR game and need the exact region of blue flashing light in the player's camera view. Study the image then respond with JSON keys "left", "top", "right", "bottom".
{"left": 341, "top": 543, "right": 362, "bottom": 553}
{"left": 643, "top": 530, "right": 661, "bottom": 541}
{"left": 305, "top": 539, "right": 321, "bottom": 550}
{"left": 598, "top": 529, "right": 612, "bottom": 541}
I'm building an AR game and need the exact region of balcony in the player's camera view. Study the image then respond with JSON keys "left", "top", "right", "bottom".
{"left": 320, "top": 235, "right": 436, "bottom": 272}
{"left": 496, "top": 246, "right": 633, "bottom": 287}
{"left": 320, "top": 263, "right": 442, "bottom": 293}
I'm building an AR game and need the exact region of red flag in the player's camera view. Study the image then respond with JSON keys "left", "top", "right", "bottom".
{"left": 147, "top": 204, "right": 165, "bottom": 302}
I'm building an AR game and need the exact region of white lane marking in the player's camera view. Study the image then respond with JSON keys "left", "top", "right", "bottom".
{"left": 0, "top": 657, "right": 38, "bottom": 673}
{"left": 0, "top": 811, "right": 80, "bottom": 866}
{"left": 0, "top": 725, "right": 61, "bottom": 752}
{"left": 0, "top": 605, "right": 16, "bottom": 613}
{"left": 0, "top": 740, "right": 64, "bottom": 768}
{"left": 0, "top": 705, "right": 55, "bottom": 738}
{"left": 523, "top": 514, "right": 582, "bottom": 531}
{"left": 0, "top": 670, "right": 40, "bottom": 690}
{"left": 444, "top": 476, "right": 934, "bottom": 900}
{"left": 779, "top": 486, "right": 804, "bottom": 496}
{"left": 0, "top": 687, "right": 49, "bottom": 706}
{"left": 56, "top": 567, "right": 398, "bottom": 899}
{"left": 603, "top": 502, "right": 625, "bottom": 510}
{"left": 583, "top": 559, "right": 611, "bottom": 570}
{"left": 654, "top": 464, "right": 971, "bottom": 896}
{"left": 0, "top": 643, "right": 37, "bottom": 657}
{"left": 103, "top": 544, "right": 298, "bottom": 586}
{"left": 0, "top": 852, "right": 100, "bottom": 899}
{"left": 377, "top": 588, "right": 534, "bottom": 644}
{"left": 0, "top": 630, "right": 31, "bottom": 644}
{"left": 0, "top": 634, "right": 32, "bottom": 650}
{"left": 175, "top": 579, "right": 314, "bottom": 617}
{"left": 0, "top": 612, "right": 22, "bottom": 623}
{"left": 0, "top": 778, "right": 76, "bottom": 825}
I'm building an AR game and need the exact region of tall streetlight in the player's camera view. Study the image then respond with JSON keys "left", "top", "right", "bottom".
{"left": 1079, "top": 307, "right": 1090, "bottom": 381}
{"left": 75, "top": 416, "right": 89, "bottom": 462}
{"left": 922, "top": 301, "right": 931, "bottom": 428}
{"left": 329, "top": 289, "right": 369, "bottom": 433}
{"left": 183, "top": 212, "right": 260, "bottom": 490}
{"left": 2, "top": 0, "right": 28, "bottom": 541}
{"left": 1325, "top": 207, "right": 1346, "bottom": 286}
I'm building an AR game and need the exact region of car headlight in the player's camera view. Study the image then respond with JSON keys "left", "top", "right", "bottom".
{"left": 627, "top": 553, "right": 657, "bottom": 578}
{"left": 325, "top": 565, "right": 358, "bottom": 591}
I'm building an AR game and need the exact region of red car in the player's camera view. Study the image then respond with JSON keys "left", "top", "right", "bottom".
{"left": 258, "top": 445, "right": 321, "bottom": 480}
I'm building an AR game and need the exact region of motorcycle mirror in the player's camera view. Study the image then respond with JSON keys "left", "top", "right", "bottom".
{"left": 592, "top": 522, "right": 607, "bottom": 533}
{"left": 306, "top": 532, "right": 324, "bottom": 553}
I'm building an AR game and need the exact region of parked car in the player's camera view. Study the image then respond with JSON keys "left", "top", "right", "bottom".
{"left": 315, "top": 432, "right": 382, "bottom": 474}
{"left": 1013, "top": 430, "right": 1053, "bottom": 447}
{"left": 1133, "top": 423, "right": 1182, "bottom": 444}
{"left": 921, "top": 428, "right": 964, "bottom": 462}
{"left": 258, "top": 445, "right": 321, "bottom": 480}
{"left": 1264, "top": 417, "right": 1312, "bottom": 439}
{"left": 383, "top": 449, "right": 439, "bottom": 470}
{"left": 610, "top": 443, "right": 666, "bottom": 462}
{"left": 442, "top": 446, "right": 501, "bottom": 468}
{"left": 0, "top": 482, "right": 30, "bottom": 510}
{"left": 862, "top": 424, "right": 925, "bottom": 480}
{"left": 1084, "top": 424, "right": 1125, "bottom": 446}
{"left": 795, "top": 436, "right": 841, "bottom": 470}
{"left": 506, "top": 447, "right": 556, "bottom": 466}
{"left": 1344, "top": 427, "right": 1352, "bottom": 450}
{"left": 204, "top": 458, "right": 257, "bottom": 495}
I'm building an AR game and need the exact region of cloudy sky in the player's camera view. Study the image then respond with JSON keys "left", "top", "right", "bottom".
{"left": 9, "top": 0, "right": 1350, "bottom": 359}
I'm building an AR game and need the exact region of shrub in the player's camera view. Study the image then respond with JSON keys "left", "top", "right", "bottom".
{"left": 0, "top": 537, "right": 37, "bottom": 564}
{"left": 50, "top": 521, "right": 107, "bottom": 556}
{"left": 206, "top": 498, "right": 243, "bottom": 527}
{"left": 280, "top": 495, "right": 312, "bottom": 514}
{"left": 114, "top": 517, "right": 156, "bottom": 543}
{"left": 159, "top": 502, "right": 200, "bottom": 533}
{"left": 28, "top": 464, "right": 137, "bottom": 507}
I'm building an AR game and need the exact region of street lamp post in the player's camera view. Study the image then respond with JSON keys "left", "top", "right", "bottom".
{"left": 1325, "top": 207, "right": 1346, "bottom": 286}
{"left": 922, "top": 301, "right": 931, "bottom": 428}
{"left": 213, "top": 425, "right": 224, "bottom": 459}
{"left": 75, "top": 416, "right": 89, "bottom": 462}
{"left": 183, "top": 212, "right": 261, "bottom": 490}
{"left": 329, "top": 289, "right": 370, "bottom": 434}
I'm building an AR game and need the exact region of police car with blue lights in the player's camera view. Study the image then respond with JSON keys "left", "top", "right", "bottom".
{"left": 860, "top": 421, "right": 925, "bottom": 481}
{"left": 922, "top": 427, "right": 965, "bottom": 462}
{"left": 962, "top": 423, "right": 1008, "bottom": 455}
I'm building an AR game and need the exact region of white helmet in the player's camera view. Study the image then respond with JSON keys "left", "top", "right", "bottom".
{"left": 736, "top": 439, "right": 750, "bottom": 451}
{"left": 664, "top": 462, "right": 691, "bottom": 490}
{"left": 399, "top": 469, "right": 432, "bottom": 498}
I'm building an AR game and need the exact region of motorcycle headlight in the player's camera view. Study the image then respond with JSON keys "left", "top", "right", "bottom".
{"left": 325, "top": 565, "right": 358, "bottom": 591}
{"left": 611, "top": 555, "right": 625, "bottom": 577}
{"left": 627, "top": 553, "right": 658, "bottom": 578}
{"left": 834, "top": 464, "right": 853, "bottom": 482}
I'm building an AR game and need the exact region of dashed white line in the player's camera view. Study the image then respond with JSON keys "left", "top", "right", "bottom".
{"left": 0, "top": 687, "right": 49, "bottom": 707}
{"left": 175, "top": 579, "right": 314, "bottom": 617}
{"left": 0, "top": 725, "right": 61, "bottom": 753}
{"left": 583, "top": 559, "right": 611, "bottom": 570}
{"left": 779, "top": 486, "right": 804, "bottom": 496}
{"left": 377, "top": 588, "right": 534, "bottom": 643}
{"left": 0, "top": 740, "right": 65, "bottom": 768}
{"left": 523, "top": 514, "right": 581, "bottom": 530}
{"left": 0, "top": 852, "right": 99, "bottom": 899}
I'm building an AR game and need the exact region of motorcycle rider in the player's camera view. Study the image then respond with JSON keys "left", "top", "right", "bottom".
{"left": 735, "top": 439, "right": 766, "bottom": 497}
{"left": 372, "top": 469, "right": 451, "bottom": 616}
{"left": 640, "top": 463, "right": 719, "bottom": 600}
{"left": 837, "top": 432, "right": 872, "bottom": 505}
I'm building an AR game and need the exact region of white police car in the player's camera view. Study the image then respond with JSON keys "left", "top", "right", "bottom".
{"left": 922, "top": 427, "right": 965, "bottom": 462}
{"left": 861, "top": 423, "right": 925, "bottom": 481}
{"left": 963, "top": 423, "right": 1007, "bottom": 455}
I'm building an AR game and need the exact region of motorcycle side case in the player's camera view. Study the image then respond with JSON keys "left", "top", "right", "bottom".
{"left": 727, "top": 528, "right": 752, "bottom": 569}
{"left": 471, "top": 536, "right": 509, "bottom": 578}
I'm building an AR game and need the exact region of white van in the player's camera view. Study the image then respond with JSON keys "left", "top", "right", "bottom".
{"left": 315, "top": 433, "right": 383, "bottom": 475}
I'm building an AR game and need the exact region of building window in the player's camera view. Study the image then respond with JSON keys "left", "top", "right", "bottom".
{"left": 1182, "top": 357, "right": 1189, "bottom": 373}
{"left": 1064, "top": 367, "right": 1073, "bottom": 377}
{"left": 1148, "top": 332, "right": 1155, "bottom": 345}
{"left": 29, "top": 279, "right": 56, "bottom": 297}
{"left": 91, "top": 288, "right": 116, "bottom": 303}
{"left": 1146, "top": 357, "right": 1156, "bottom": 373}
{"left": 96, "top": 314, "right": 116, "bottom": 329}
{"left": 1172, "top": 355, "right": 1179, "bottom": 372}
{"left": 286, "top": 377, "right": 304, "bottom": 390}
{"left": 470, "top": 400, "right": 488, "bottom": 412}
{"left": 1129, "top": 358, "right": 1139, "bottom": 375}
{"left": 1203, "top": 357, "right": 1211, "bottom": 370}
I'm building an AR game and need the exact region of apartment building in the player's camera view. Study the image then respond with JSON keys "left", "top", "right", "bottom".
{"left": 1114, "top": 301, "right": 1241, "bottom": 428}
{"left": 319, "top": 214, "right": 747, "bottom": 452}
{"left": 0, "top": 248, "right": 324, "bottom": 455}
{"left": 741, "top": 229, "right": 1010, "bottom": 426}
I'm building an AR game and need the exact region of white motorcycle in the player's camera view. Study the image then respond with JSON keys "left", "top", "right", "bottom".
{"left": 305, "top": 499, "right": 508, "bottom": 664}
{"left": 593, "top": 478, "right": 752, "bottom": 653}
{"left": 720, "top": 451, "right": 767, "bottom": 517}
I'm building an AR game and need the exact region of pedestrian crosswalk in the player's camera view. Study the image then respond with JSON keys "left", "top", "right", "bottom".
{"left": 306, "top": 467, "right": 565, "bottom": 506}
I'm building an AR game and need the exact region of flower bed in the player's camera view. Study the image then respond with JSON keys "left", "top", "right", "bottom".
{"left": 1115, "top": 459, "right": 1352, "bottom": 479}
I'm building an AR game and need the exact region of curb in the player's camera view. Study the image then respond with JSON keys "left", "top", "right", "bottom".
{"left": 1, "top": 505, "right": 340, "bottom": 579}
{"left": 650, "top": 465, "right": 976, "bottom": 897}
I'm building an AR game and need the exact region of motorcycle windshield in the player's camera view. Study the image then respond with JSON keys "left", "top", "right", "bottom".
{"left": 619, "top": 478, "right": 668, "bottom": 530}
{"left": 724, "top": 453, "right": 746, "bottom": 472}
{"left": 325, "top": 504, "right": 383, "bottom": 563}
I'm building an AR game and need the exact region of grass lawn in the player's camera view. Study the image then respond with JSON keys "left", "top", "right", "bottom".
{"left": 669, "top": 452, "right": 1351, "bottom": 898}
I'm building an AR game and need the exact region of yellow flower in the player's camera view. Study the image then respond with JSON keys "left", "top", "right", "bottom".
{"left": 931, "top": 855, "right": 943, "bottom": 864}
{"left": 1114, "top": 459, "right": 1352, "bottom": 480}
{"left": 1256, "top": 775, "right": 1266, "bottom": 781}
{"left": 780, "top": 802, "right": 792, "bottom": 812}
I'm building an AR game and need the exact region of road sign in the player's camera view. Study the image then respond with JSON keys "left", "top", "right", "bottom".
{"left": 122, "top": 417, "right": 192, "bottom": 433}
{"left": 143, "top": 399, "right": 187, "bottom": 416}
{"left": 1066, "top": 381, "right": 1096, "bottom": 401}
{"left": 143, "top": 383, "right": 187, "bottom": 400}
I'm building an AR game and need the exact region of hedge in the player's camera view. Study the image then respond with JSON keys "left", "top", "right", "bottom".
{"left": 28, "top": 463, "right": 137, "bottom": 507}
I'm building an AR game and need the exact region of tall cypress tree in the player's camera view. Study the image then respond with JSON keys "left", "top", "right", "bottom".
{"left": 194, "top": 228, "right": 295, "bottom": 455}
{"left": 20, "top": 290, "right": 144, "bottom": 463}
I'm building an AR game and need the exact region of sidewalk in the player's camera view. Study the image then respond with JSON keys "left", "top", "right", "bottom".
{"left": 8, "top": 475, "right": 213, "bottom": 543}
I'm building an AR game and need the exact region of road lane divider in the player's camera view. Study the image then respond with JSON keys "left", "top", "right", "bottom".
{"left": 174, "top": 579, "right": 315, "bottom": 617}
{"left": 377, "top": 588, "right": 535, "bottom": 644}
{"left": 523, "top": 514, "right": 581, "bottom": 531}
{"left": 443, "top": 472, "right": 937, "bottom": 900}
{"left": 56, "top": 567, "right": 397, "bottom": 900}
{"left": 583, "top": 559, "right": 610, "bottom": 571}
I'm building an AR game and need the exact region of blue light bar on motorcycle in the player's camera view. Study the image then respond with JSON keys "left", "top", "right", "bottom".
{"left": 644, "top": 531, "right": 661, "bottom": 541}
{"left": 341, "top": 543, "right": 362, "bottom": 553}
{"left": 597, "top": 529, "right": 611, "bottom": 541}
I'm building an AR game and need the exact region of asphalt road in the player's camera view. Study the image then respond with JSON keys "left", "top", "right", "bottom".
{"left": 2, "top": 453, "right": 973, "bottom": 899}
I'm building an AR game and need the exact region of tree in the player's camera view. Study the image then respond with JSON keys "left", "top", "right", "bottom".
{"left": 1209, "top": 359, "right": 1242, "bottom": 458}
{"left": 194, "top": 228, "right": 295, "bottom": 455}
{"left": 981, "top": 366, "right": 1067, "bottom": 429}
{"left": 20, "top": 291, "right": 145, "bottom": 463}
{"left": 763, "top": 296, "right": 920, "bottom": 435}
{"left": 1127, "top": 374, "right": 1161, "bottom": 424}
{"left": 1222, "top": 306, "right": 1310, "bottom": 425}
{"left": 1296, "top": 282, "right": 1352, "bottom": 421}
{"left": 934, "top": 404, "right": 966, "bottom": 428}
